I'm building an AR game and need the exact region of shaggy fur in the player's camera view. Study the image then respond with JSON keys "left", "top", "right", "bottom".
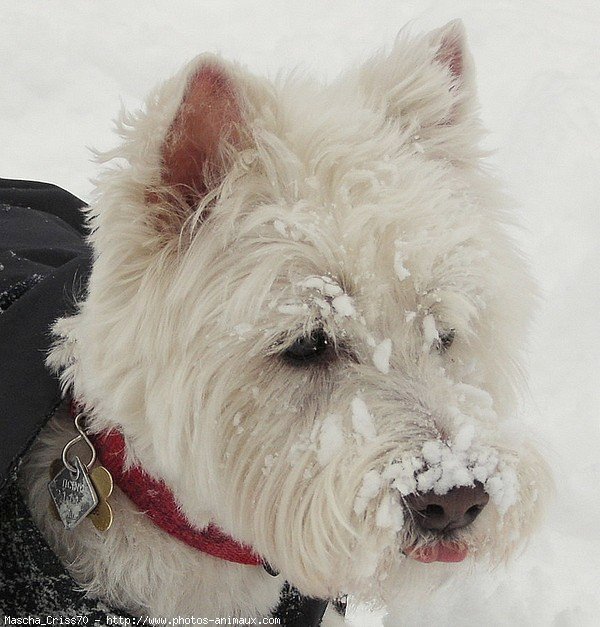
{"left": 20, "top": 20, "right": 551, "bottom": 621}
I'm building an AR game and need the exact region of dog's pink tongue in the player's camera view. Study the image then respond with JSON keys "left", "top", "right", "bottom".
{"left": 408, "top": 543, "right": 468, "bottom": 563}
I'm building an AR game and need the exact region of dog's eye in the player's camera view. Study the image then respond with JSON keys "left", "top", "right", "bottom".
{"left": 283, "top": 329, "right": 332, "bottom": 365}
{"left": 438, "top": 329, "right": 456, "bottom": 352}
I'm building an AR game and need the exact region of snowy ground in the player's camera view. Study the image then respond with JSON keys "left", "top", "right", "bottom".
{"left": 1, "top": 1, "right": 599, "bottom": 624}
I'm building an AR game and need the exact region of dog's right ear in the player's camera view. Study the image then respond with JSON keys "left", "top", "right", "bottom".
{"left": 148, "top": 56, "right": 250, "bottom": 228}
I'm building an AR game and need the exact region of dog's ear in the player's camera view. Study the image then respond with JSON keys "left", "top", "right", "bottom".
{"left": 358, "top": 19, "right": 476, "bottom": 131}
{"left": 149, "top": 57, "right": 250, "bottom": 224}
{"left": 163, "top": 60, "right": 241, "bottom": 200}
{"left": 428, "top": 19, "right": 471, "bottom": 90}
{"left": 426, "top": 19, "right": 474, "bottom": 124}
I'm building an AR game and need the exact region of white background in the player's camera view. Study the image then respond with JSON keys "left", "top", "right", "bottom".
{"left": 1, "top": 1, "right": 598, "bottom": 624}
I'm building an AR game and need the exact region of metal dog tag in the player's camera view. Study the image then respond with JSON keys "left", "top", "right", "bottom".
{"left": 48, "top": 456, "right": 99, "bottom": 530}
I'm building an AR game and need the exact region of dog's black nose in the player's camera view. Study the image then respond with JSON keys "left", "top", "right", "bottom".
{"left": 404, "top": 482, "right": 489, "bottom": 532}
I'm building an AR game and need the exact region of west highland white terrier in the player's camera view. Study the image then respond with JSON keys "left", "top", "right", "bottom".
{"left": 17, "top": 19, "right": 551, "bottom": 624}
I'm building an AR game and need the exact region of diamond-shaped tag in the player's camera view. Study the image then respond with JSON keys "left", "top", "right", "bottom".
{"left": 48, "top": 456, "right": 99, "bottom": 530}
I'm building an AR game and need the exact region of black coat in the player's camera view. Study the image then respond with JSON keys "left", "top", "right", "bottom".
{"left": 0, "top": 178, "right": 92, "bottom": 493}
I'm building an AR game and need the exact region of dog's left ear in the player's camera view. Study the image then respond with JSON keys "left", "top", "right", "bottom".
{"left": 358, "top": 19, "right": 476, "bottom": 131}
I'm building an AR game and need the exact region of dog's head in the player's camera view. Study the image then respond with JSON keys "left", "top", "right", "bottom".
{"left": 50, "top": 20, "right": 551, "bottom": 601}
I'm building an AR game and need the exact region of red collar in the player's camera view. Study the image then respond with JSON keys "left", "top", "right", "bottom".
{"left": 89, "top": 428, "right": 263, "bottom": 567}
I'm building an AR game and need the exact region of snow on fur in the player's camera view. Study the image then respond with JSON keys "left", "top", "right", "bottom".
{"left": 372, "top": 338, "right": 392, "bottom": 374}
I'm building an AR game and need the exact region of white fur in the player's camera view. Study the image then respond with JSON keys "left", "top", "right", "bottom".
{"left": 20, "top": 20, "right": 552, "bottom": 620}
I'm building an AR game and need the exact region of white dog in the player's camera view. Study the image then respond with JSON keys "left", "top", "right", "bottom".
{"left": 17, "top": 19, "right": 550, "bottom": 623}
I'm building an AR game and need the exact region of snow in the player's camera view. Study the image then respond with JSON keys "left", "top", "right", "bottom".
{"left": 276, "top": 303, "right": 307, "bottom": 315}
{"left": 232, "top": 323, "right": 253, "bottom": 338}
{"left": 375, "top": 494, "right": 404, "bottom": 533}
{"left": 295, "top": 275, "right": 350, "bottom": 317}
{"left": 413, "top": 437, "right": 518, "bottom": 514}
{"left": 421, "top": 313, "right": 439, "bottom": 352}
{"left": 297, "top": 276, "right": 327, "bottom": 291}
{"left": 331, "top": 294, "right": 356, "bottom": 318}
{"left": 354, "top": 470, "right": 383, "bottom": 516}
{"left": 297, "top": 275, "right": 343, "bottom": 297}
{"left": 372, "top": 338, "right": 392, "bottom": 374}
{"left": 404, "top": 310, "right": 417, "bottom": 323}
{"left": 2, "top": 1, "right": 598, "bottom": 624}
{"left": 316, "top": 413, "right": 345, "bottom": 466}
{"left": 393, "top": 241, "right": 411, "bottom": 282}
{"left": 321, "top": 282, "right": 343, "bottom": 298}
{"left": 262, "top": 453, "right": 277, "bottom": 476}
{"left": 351, "top": 397, "right": 377, "bottom": 442}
